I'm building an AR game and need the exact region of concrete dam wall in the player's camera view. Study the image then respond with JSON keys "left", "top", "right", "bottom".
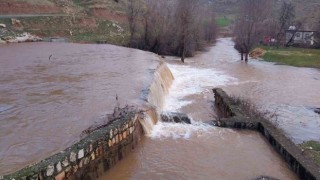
{"left": 4, "top": 110, "right": 144, "bottom": 180}
{"left": 213, "top": 88, "right": 320, "bottom": 180}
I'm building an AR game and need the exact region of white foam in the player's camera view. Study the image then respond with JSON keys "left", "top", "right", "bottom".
{"left": 149, "top": 121, "right": 214, "bottom": 139}
{"left": 163, "top": 64, "right": 237, "bottom": 111}
{"left": 139, "top": 113, "right": 156, "bottom": 135}
{"left": 148, "top": 63, "right": 238, "bottom": 139}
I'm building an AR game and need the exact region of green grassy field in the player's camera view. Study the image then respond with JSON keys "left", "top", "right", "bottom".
{"left": 260, "top": 46, "right": 320, "bottom": 69}
{"left": 216, "top": 17, "right": 232, "bottom": 27}
{"left": 15, "top": 0, "right": 54, "bottom": 6}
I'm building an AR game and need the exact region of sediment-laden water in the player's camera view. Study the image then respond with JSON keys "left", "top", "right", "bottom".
{"left": 1, "top": 38, "right": 318, "bottom": 178}
{"left": 0, "top": 42, "right": 160, "bottom": 174}
{"left": 100, "top": 38, "right": 304, "bottom": 179}
{"left": 185, "top": 38, "right": 320, "bottom": 143}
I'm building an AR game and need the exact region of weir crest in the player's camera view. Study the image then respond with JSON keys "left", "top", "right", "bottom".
{"left": 139, "top": 62, "right": 174, "bottom": 134}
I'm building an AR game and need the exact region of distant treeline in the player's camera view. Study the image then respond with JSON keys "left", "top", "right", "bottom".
{"left": 126, "top": 0, "right": 217, "bottom": 62}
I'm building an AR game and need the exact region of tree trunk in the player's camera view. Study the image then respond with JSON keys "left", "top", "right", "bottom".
{"left": 181, "top": 42, "right": 185, "bottom": 63}
{"left": 286, "top": 31, "right": 297, "bottom": 47}
{"left": 245, "top": 53, "right": 249, "bottom": 62}
{"left": 181, "top": 49, "right": 185, "bottom": 63}
{"left": 241, "top": 52, "right": 244, "bottom": 61}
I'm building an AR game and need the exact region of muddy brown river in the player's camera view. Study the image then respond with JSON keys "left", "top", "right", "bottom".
{"left": 1, "top": 38, "right": 319, "bottom": 179}
{"left": 0, "top": 43, "right": 159, "bottom": 174}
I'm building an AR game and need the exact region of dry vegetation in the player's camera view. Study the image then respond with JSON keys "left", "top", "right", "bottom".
{"left": 229, "top": 96, "right": 280, "bottom": 126}
{"left": 126, "top": 0, "right": 217, "bottom": 62}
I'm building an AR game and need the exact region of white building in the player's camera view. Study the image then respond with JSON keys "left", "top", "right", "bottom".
{"left": 285, "top": 30, "right": 316, "bottom": 46}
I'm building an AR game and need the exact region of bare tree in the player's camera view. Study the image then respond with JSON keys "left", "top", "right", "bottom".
{"left": 276, "top": 1, "right": 295, "bottom": 47}
{"left": 127, "top": 0, "right": 142, "bottom": 47}
{"left": 314, "top": 15, "right": 320, "bottom": 48}
{"left": 176, "top": 0, "right": 198, "bottom": 63}
{"left": 127, "top": 0, "right": 217, "bottom": 62}
{"left": 175, "top": 0, "right": 217, "bottom": 62}
{"left": 142, "top": 0, "right": 175, "bottom": 53}
{"left": 233, "top": 0, "right": 272, "bottom": 62}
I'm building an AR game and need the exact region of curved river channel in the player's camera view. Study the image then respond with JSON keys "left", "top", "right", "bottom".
{"left": 1, "top": 38, "right": 319, "bottom": 179}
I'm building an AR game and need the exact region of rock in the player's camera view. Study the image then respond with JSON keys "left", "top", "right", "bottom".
{"left": 11, "top": 18, "right": 23, "bottom": 30}
{"left": 0, "top": 24, "right": 6, "bottom": 28}
{"left": 5, "top": 32, "right": 42, "bottom": 43}
{"left": 46, "top": 165, "right": 54, "bottom": 176}
{"left": 0, "top": 39, "right": 6, "bottom": 44}
{"left": 161, "top": 112, "right": 191, "bottom": 124}
{"left": 314, "top": 108, "right": 320, "bottom": 115}
{"left": 11, "top": 18, "right": 21, "bottom": 25}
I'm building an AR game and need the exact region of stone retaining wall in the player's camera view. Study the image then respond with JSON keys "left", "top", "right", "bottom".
{"left": 4, "top": 112, "right": 144, "bottom": 180}
{"left": 213, "top": 88, "right": 320, "bottom": 180}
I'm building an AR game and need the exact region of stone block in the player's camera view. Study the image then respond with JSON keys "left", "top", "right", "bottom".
{"left": 91, "top": 152, "right": 96, "bottom": 160}
{"left": 62, "top": 157, "right": 69, "bottom": 167}
{"left": 73, "top": 165, "right": 78, "bottom": 173}
{"left": 123, "top": 131, "right": 127, "bottom": 139}
{"left": 70, "top": 152, "right": 77, "bottom": 162}
{"left": 84, "top": 157, "right": 90, "bottom": 165}
{"left": 56, "top": 162, "right": 62, "bottom": 173}
{"left": 115, "top": 135, "right": 119, "bottom": 144}
{"left": 79, "top": 159, "right": 84, "bottom": 168}
{"left": 46, "top": 165, "right": 55, "bottom": 176}
{"left": 109, "top": 129, "right": 113, "bottom": 139}
{"left": 55, "top": 171, "right": 65, "bottom": 180}
{"left": 129, "top": 127, "right": 133, "bottom": 134}
{"left": 78, "top": 149, "right": 84, "bottom": 159}
{"left": 89, "top": 144, "right": 93, "bottom": 152}
{"left": 108, "top": 140, "right": 112, "bottom": 147}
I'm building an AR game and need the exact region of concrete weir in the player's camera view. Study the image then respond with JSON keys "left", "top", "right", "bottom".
{"left": 213, "top": 88, "right": 320, "bottom": 180}
{"left": 3, "top": 111, "right": 145, "bottom": 180}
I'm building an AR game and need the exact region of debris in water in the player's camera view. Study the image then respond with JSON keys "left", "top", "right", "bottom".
{"left": 161, "top": 112, "right": 191, "bottom": 124}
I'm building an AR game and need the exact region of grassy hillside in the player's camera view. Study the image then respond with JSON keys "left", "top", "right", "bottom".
{"left": 0, "top": 0, "right": 130, "bottom": 44}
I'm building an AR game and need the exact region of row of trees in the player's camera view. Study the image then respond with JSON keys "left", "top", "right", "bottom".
{"left": 126, "top": 0, "right": 217, "bottom": 62}
{"left": 233, "top": 0, "right": 298, "bottom": 61}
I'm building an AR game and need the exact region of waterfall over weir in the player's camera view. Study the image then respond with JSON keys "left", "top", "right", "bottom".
{"left": 139, "top": 62, "right": 174, "bottom": 134}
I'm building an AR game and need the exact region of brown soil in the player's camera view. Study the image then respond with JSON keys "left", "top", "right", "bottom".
{"left": 77, "top": 17, "right": 98, "bottom": 28}
{"left": 89, "top": 8, "right": 127, "bottom": 23}
{"left": 0, "top": 1, "right": 61, "bottom": 14}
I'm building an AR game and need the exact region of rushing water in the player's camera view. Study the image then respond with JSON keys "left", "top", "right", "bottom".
{"left": 0, "top": 42, "right": 160, "bottom": 174}
{"left": 187, "top": 38, "right": 320, "bottom": 143}
{"left": 100, "top": 38, "right": 302, "bottom": 179}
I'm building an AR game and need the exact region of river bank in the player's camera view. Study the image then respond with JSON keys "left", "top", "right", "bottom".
{"left": 251, "top": 46, "right": 320, "bottom": 69}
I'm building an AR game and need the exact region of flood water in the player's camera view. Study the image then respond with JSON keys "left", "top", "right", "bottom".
{"left": 101, "top": 130, "right": 298, "bottom": 180}
{"left": 0, "top": 43, "right": 159, "bottom": 174}
{"left": 1, "top": 38, "right": 318, "bottom": 178}
{"left": 187, "top": 38, "right": 320, "bottom": 143}
{"left": 100, "top": 38, "right": 307, "bottom": 179}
